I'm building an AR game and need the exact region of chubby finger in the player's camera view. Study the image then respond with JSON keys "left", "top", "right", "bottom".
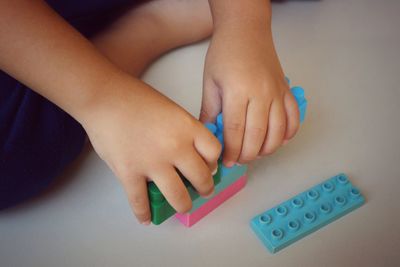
{"left": 151, "top": 167, "right": 192, "bottom": 214}
{"left": 175, "top": 150, "right": 214, "bottom": 197}
{"left": 284, "top": 91, "right": 300, "bottom": 141}
{"left": 239, "top": 98, "right": 270, "bottom": 163}
{"left": 122, "top": 176, "right": 151, "bottom": 225}
{"left": 222, "top": 93, "right": 248, "bottom": 167}
{"left": 259, "top": 99, "right": 287, "bottom": 155}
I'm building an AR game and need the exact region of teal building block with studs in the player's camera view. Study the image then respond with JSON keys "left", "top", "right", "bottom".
{"left": 250, "top": 173, "right": 365, "bottom": 253}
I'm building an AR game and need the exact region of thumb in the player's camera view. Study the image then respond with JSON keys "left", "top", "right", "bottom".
{"left": 200, "top": 79, "right": 222, "bottom": 124}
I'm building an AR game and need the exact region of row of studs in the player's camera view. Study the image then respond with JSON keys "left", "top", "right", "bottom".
{"left": 258, "top": 188, "right": 361, "bottom": 241}
{"left": 260, "top": 187, "right": 361, "bottom": 225}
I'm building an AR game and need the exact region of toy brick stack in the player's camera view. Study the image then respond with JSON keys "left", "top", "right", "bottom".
{"left": 147, "top": 79, "right": 307, "bottom": 227}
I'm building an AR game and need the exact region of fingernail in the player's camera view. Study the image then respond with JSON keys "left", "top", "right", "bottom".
{"left": 141, "top": 220, "right": 151, "bottom": 225}
{"left": 256, "top": 156, "right": 262, "bottom": 159}
{"left": 236, "top": 163, "right": 242, "bottom": 166}
{"left": 212, "top": 166, "right": 218, "bottom": 175}
{"left": 223, "top": 161, "right": 235, "bottom": 168}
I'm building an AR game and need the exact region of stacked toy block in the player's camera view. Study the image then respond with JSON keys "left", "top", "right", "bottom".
{"left": 147, "top": 170, "right": 222, "bottom": 225}
{"left": 147, "top": 113, "right": 248, "bottom": 226}
{"left": 148, "top": 80, "right": 307, "bottom": 226}
{"left": 250, "top": 173, "right": 365, "bottom": 253}
{"left": 175, "top": 115, "right": 248, "bottom": 227}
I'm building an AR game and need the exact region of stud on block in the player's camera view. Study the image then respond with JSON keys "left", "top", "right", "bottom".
{"left": 250, "top": 173, "right": 365, "bottom": 253}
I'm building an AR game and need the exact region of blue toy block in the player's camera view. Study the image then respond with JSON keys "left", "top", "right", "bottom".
{"left": 290, "top": 86, "right": 307, "bottom": 123}
{"left": 250, "top": 173, "right": 365, "bottom": 253}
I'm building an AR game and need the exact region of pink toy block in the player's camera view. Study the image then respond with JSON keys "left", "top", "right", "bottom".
{"left": 175, "top": 175, "right": 247, "bottom": 227}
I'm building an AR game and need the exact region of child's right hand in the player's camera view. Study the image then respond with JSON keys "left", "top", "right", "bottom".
{"left": 80, "top": 74, "right": 221, "bottom": 225}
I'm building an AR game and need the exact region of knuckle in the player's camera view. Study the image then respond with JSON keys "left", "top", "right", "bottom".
{"left": 247, "top": 126, "right": 267, "bottom": 139}
{"left": 114, "top": 163, "right": 137, "bottom": 182}
{"left": 225, "top": 120, "right": 245, "bottom": 132}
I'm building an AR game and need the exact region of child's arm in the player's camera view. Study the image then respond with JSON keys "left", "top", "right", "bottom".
{"left": 201, "top": 0, "right": 300, "bottom": 167}
{"left": 0, "top": 0, "right": 117, "bottom": 121}
{"left": 0, "top": 0, "right": 221, "bottom": 224}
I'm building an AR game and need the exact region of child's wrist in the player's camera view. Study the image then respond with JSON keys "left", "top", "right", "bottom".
{"left": 71, "top": 70, "right": 132, "bottom": 126}
{"left": 210, "top": 0, "right": 272, "bottom": 35}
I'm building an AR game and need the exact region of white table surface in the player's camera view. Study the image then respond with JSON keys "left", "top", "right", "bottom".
{"left": 1, "top": 0, "right": 400, "bottom": 266}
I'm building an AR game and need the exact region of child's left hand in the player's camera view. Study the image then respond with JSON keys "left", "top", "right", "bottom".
{"left": 200, "top": 23, "right": 300, "bottom": 167}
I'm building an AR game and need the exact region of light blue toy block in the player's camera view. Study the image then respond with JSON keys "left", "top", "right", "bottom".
{"left": 290, "top": 86, "right": 307, "bottom": 123}
{"left": 250, "top": 173, "right": 365, "bottom": 253}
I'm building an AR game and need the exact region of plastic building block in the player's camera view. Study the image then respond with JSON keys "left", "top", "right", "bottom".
{"left": 189, "top": 163, "right": 247, "bottom": 212}
{"left": 250, "top": 173, "right": 365, "bottom": 253}
{"left": 173, "top": 114, "right": 248, "bottom": 226}
{"left": 175, "top": 162, "right": 247, "bottom": 227}
{"left": 176, "top": 175, "right": 247, "bottom": 227}
{"left": 177, "top": 163, "right": 247, "bottom": 214}
{"left": 291, "top": 86, "right": 307, "bottom": 123}
{"left": 148, "top": 170, "right": 221, "bottom": 225}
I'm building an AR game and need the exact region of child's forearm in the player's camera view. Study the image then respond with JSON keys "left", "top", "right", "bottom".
{"left": 208, "top": 0, "right": 272, "bottom": 34}
{"left": 0, "top": 0, "right": 123, "bottom": 122}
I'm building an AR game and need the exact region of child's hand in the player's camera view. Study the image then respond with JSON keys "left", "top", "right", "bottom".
{"left": 200, "top": 20, "right": 300, "bottom": 167}
{"left": 81, "top": 75, "right": 221, "bottom": 225}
